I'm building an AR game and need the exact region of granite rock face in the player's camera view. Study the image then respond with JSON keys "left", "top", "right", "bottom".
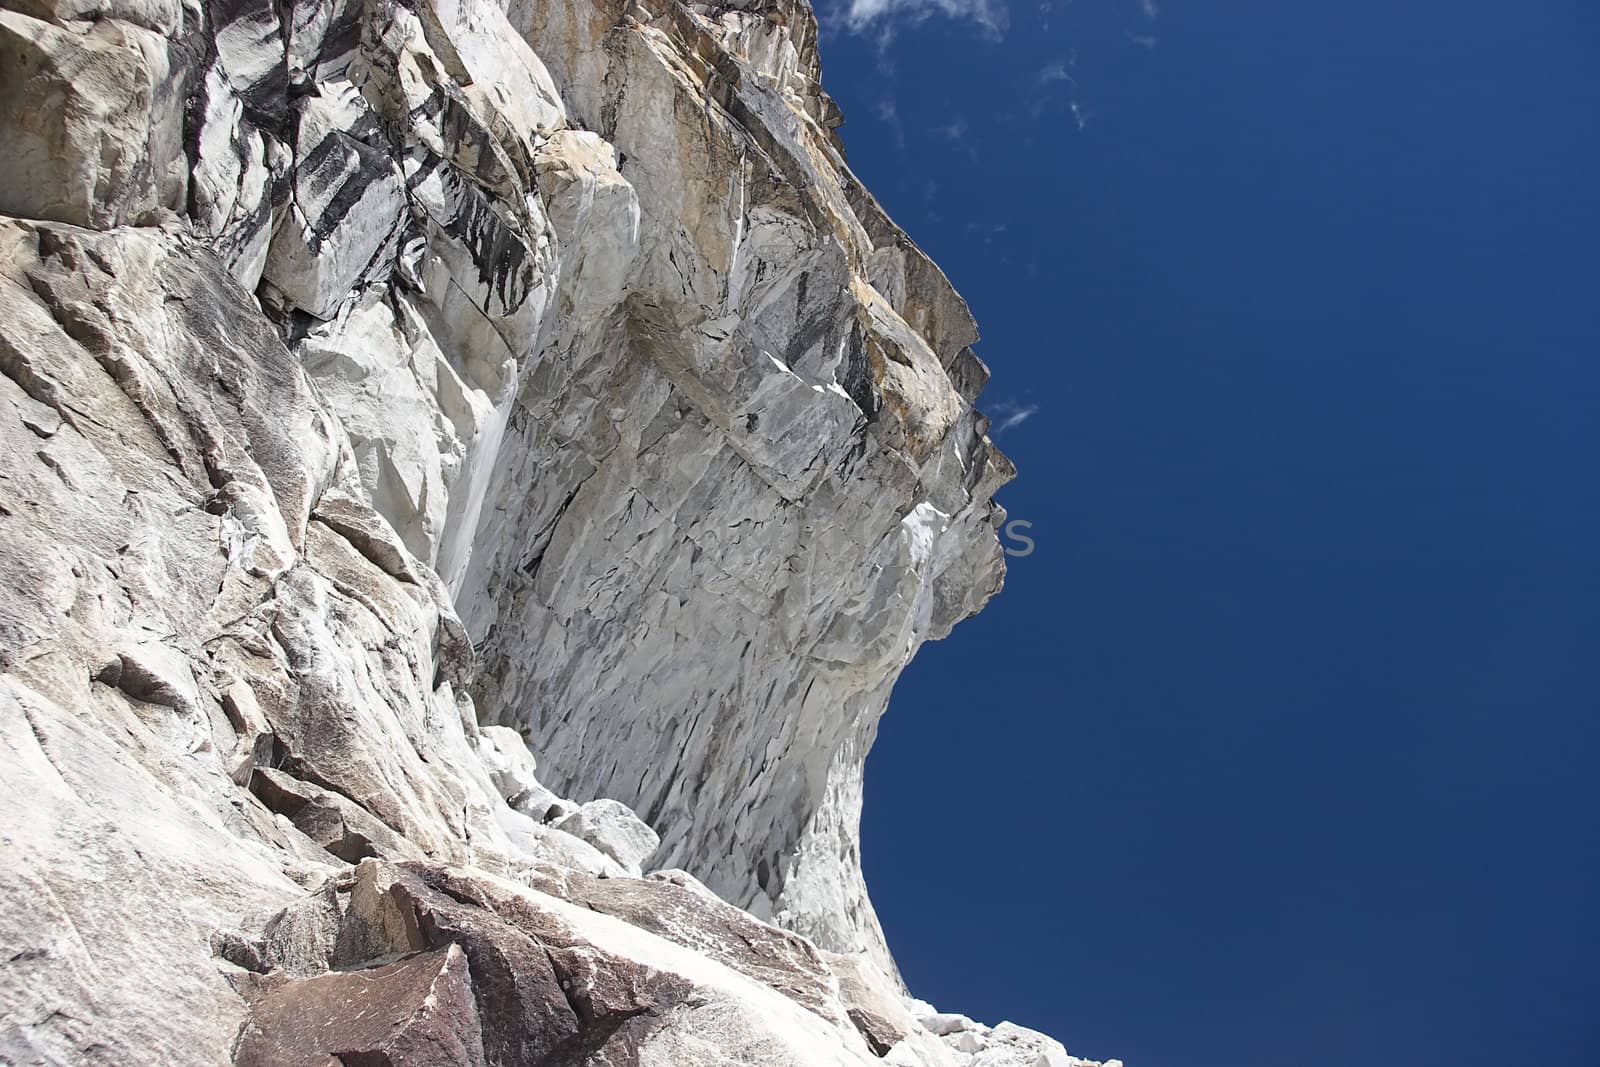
{"left": 0, "top": 0, "right": 1108, "bottom": 1064}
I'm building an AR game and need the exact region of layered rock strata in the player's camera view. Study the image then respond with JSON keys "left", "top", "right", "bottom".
{"left": 0, "top": 0, "right": 1108, "bottom": 1063}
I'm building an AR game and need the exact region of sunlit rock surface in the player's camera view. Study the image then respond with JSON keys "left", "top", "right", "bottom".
{"left": 0, "top": 0, "right": 1111, "bottom": 1063}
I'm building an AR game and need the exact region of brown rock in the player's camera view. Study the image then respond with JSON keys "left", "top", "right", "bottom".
{"left": 234, "top": 944, "right": 486, "bottom": 1067}
{"left": 847, "top": 1006, "right": 903, "bottom": 1058}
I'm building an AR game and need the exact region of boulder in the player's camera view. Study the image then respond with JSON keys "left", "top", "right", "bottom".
{"left": 476, "top": 724, "right": 541, "bottom": 800}
{"left": 234, "top": 944, "right": 486, "bottom": 1067}
{"left": 0, "top": 12, "right": 187, "bottom": 228}
{"left": 553, "top": 798, "right": 662, "bottom": 875}
{"left": 261, "top": 86, "right": 406, "bottom": 319}
{"left": 968, "top": 1022, "right": 1082, "bottom": 1067}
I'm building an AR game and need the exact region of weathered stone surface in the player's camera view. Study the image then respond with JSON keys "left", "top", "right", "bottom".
{"left": 0, "top": 680, "right": 298, "bottom": 1067}
{"left": 0, "top": 0, "right": 1106, "bottom": 1063}
{"left": 0, "top": 216, "right": 516, "bottom": 1061}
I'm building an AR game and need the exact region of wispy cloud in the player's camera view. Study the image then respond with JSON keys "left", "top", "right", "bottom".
{"left": 873, "top": 95, "right": 906, "bottom": 148}
{"left": 988, "top": 399, "right": 1040, "bottom": 433}
{"left": 1036, "top": 62, "right": 1078, "bottom": 89}
{"left": 1032, "top": 57, "right": 1089, "bottom": 129}
{"left": 838, "top": 0, "right": 1009, "bottom": 40}
{"left": 965, "top": 221, "right": 1008, "bottom": 245}
{"left": 934, "top": 116, "right": 980, "bottom": 161}
{"left": 1128, "top": 0, "right": 1159, "bottom": 49}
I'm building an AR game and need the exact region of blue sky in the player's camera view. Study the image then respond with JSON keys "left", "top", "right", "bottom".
{"left": 818, "top": 2, "right": 1600, "bottom": 1065}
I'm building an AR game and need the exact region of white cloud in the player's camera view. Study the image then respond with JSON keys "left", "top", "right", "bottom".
{"left": 1139, "top": 0, "right": 1159, "bottom": 18}
{"left": 1032, "top": 59, "right": 1088, "bottom": 129}
{"left": 1036, "top": 62, "right": 1078, "bottom": 89}
{"left": 839, "top": 0, "right": 1009, "bottom": 39}
{"left": 988, "top": 400, "right": 1040, "bottom": 433}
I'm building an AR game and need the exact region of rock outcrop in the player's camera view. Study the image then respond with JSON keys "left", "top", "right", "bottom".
{"left": 0, "top": 0, "right": 1109, "bottom": 1063}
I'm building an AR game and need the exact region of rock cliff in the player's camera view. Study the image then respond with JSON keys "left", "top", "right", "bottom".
{"left": 0, "top": 0, "right": 1110, "bottom": 1063}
